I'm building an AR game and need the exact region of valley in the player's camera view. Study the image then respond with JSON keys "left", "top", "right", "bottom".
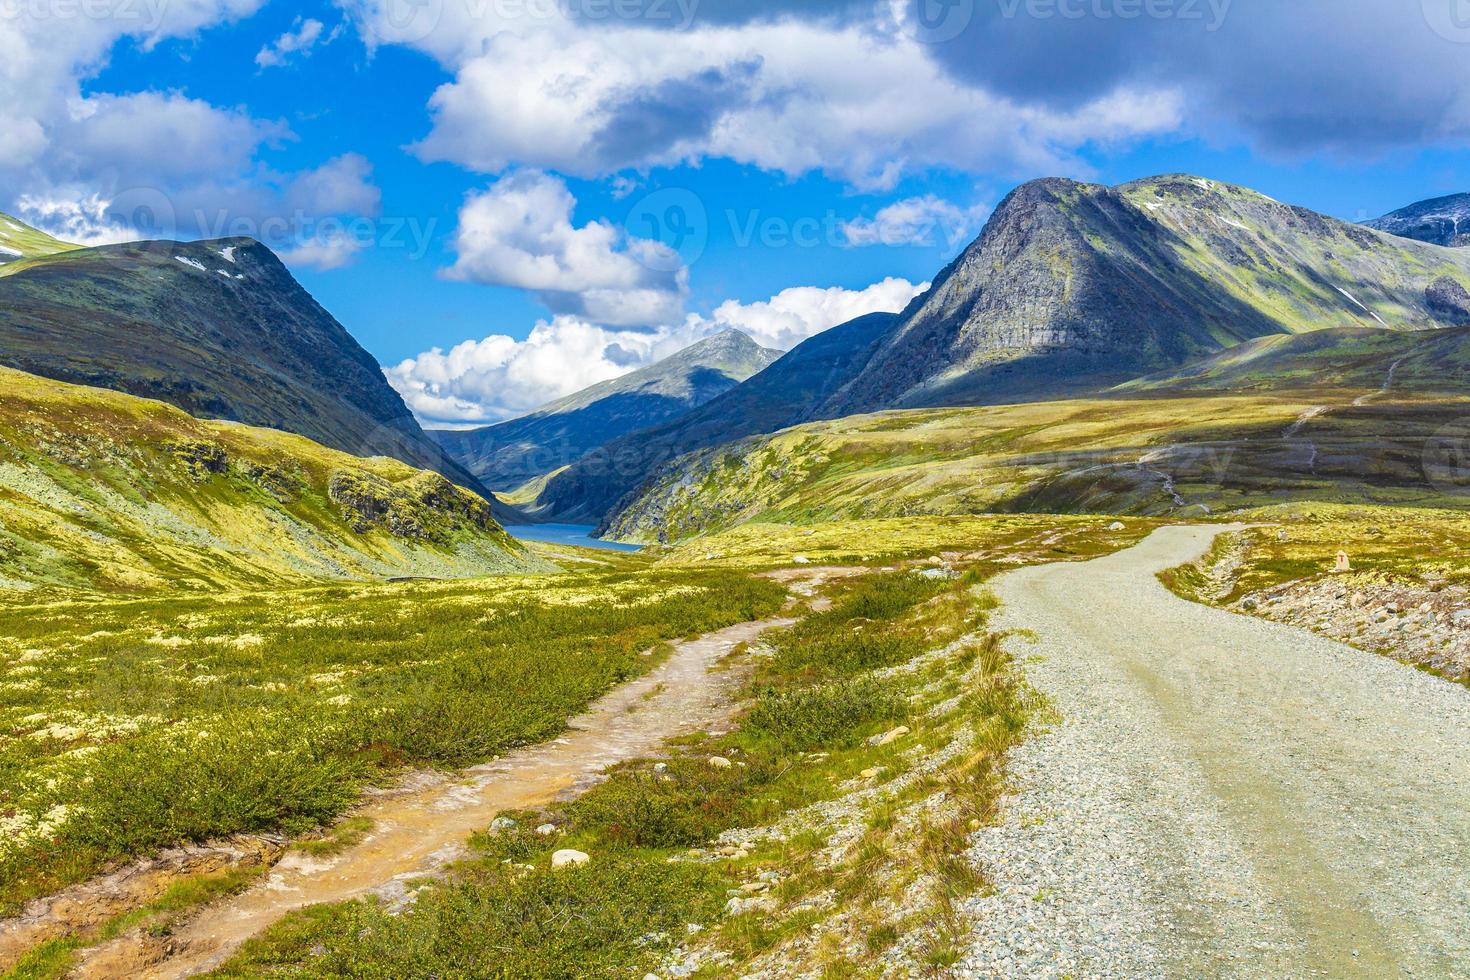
{"left": 6, "top": 171, "right": 1470, "bottom": 978}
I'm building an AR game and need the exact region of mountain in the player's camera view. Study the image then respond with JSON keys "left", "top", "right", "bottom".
{"left": 0, "top": 236, "right": 489, "bottom": 499}
{"left": 821, "top": 174, "right": 1470, "bottom": 415}
{"left": 434, "top": 329, "right": 781, "bottom": 491}
{"left": 1365, "top": 193, "right": 1470, "bottom": 247}
{"left": 531, "top": 312, "right": 898, "bottom": 524}
{"left": 0, "top": 212, "right": 77, "bottom": 265}
{"left": 602, "top": 325, "right": 1470, "bottom": 542}
{"left": 0, "top": 365, "right": 548, "bottom": 595}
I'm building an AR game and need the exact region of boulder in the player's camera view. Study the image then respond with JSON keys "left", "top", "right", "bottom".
{"left": 868, "top": 725, "right": 910, "bottom": 747}
{"left": 551, "top": 849, "right": 590, "bottom": 869}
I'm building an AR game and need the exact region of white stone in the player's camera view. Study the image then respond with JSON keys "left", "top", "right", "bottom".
{"left": 552, "top": 849, "right": 590, "bottom": 868}
{"left": 708, "top": 756, "right": 732, "bottom": 768}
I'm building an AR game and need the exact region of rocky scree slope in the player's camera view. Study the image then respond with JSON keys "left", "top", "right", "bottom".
{"left": 823, "top": 175, "right": 1470, "bottom": 414}
{"left": 434, "top": 329, "right": 780, "bottom": 491}
{"left": 0, "top": 365, "right": 545, "bottom": 595}
{"left": 532, "top": 312, "right": 898, "bottom": 525}
{"left": 1365, "top": 192, "right": 1470, "bottom": 248}
{"left": 0, "top": 236, "right": 490, "bottom": 500}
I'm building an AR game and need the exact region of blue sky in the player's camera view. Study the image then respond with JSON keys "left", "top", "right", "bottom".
{"left": 4, "top": 0, "right": 1470, "bottom": 423}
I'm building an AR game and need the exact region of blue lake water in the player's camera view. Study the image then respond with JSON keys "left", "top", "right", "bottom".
{"left": 504, "top": 524, "right": 644, "bottom": 553}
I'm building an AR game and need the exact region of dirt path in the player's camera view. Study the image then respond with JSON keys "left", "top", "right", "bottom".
{"left": 961, "top": 526, "right": 1470, "bottom": 977}
{"left": 65, "top": 569, "right": 852, "bottom": 979}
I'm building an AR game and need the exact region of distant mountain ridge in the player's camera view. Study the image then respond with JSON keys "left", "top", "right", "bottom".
{"left": 1365, "top": 192, "right": 1470, "bottom": 248}
{"left": 0, "top": 235, "right": 490, "bottom": 500}
{"left": 434, "top": 329, "right": 780, "bottom": 491}
{"left": 533, "top": 312, "right": 898, "bottom": 524}
{"left": 822, "top": 175, "right": 1470, "bottom": 415}
{"left": 534, "top": 174, "right": 1470, "bottom": 529}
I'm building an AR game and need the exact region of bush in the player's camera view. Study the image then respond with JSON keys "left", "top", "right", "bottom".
{"left": 743, "top": 678, "right": 905, "bottom": 753}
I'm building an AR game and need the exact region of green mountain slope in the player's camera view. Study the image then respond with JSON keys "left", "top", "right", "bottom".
{"left": 823, "top": 175, "right": 1470, "bottom": 414}
{"left": 434, "top": 329, "right": 780, "bottom": 491}
{"left": 533, "top": 312, "right": 898, "bottom": 523}
{"left": 603, "top": 326, "right": 1470, "bottom": 542}
{"left": 0, "top": 212, "right": 77, "bottom": 265}
{"left": 0, "top": 237, "right": 489, "bottom": 500}
{"left": 0, "top": 366, "right": 548, "bottom": 595}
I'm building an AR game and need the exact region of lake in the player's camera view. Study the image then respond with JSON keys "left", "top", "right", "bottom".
{"left": 503, "top": 524, "right": 644, "bottom": 553}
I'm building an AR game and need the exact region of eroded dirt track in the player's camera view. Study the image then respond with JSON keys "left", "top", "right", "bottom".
{"left": 61, "top": 569, "right": 856, "bottom": 979}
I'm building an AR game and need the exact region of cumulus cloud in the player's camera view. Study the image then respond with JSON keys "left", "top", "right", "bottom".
{"left": 387, "top": 278, "right": 922, "bottom": 424}
{"left": 683, "top": 277, "right": 926, "bottom": 350}
{"left": 445, "top": 171, "right": 688, "bottom": 327}
{"left": 346, "top": 0, "right": 1470, "bottom": 184}
{"left": 278, "top": 229, "right": 368, "bottom": 271}
{"left": 843, "top": 196, "right": 991, "bottom": 248}
{"left": 255, "top": 18, "right": 332, "bottom": 69}
{"left": 0, "top": 2, "right": 379, "bottom": 258}
{"left": 345, "top": 0, "right": 1181, "bottom": 189}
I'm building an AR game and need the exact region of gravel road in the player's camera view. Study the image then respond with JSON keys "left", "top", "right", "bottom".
{"left": 958, "top": 525, "right": 1470, "bottom": 978}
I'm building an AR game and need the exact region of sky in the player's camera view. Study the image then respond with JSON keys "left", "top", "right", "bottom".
{"left": 4, "top": 0, "right": 1470, "bottom": 425}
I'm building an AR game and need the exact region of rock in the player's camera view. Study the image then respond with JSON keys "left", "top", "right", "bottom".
{"left": 708, "top": 756, "right": 732, "bottom": 769}
{"left": 535, "top": 823, "right": 559, "bottom": 836}
{"left": 724, "top": 895, "right": 777, "bottom": 916}
{"left": 653, "top": 762, "right": 668, "bottom": 773}
{"left": 860, "top": 767, "right": 882, "bottom": 779}
{"left": 551, "top": 849, "right": 590, "bottom": 868}
{"left": 489, "top": 816, "right": 517, "bottom": 831}
{"left": 1108, "top": 521, "right": 1126, "bottom": 531}
{"left": 868, "top": 725, "right": 910, "bottom": 747}
{"left": 792, "top": 555, "right": 811, "bottom": 565}
{"left": 917, "top": 567, "right": 957, "bottom": 581}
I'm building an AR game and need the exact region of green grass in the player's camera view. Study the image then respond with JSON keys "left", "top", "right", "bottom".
{"left": 0, "top": 566, "right": 786, "bottom": 914}
{"left": 203, "top": 519, "right": 1084, "bottom": 979}
{"left": 0, "top": 365, "right": 546, "bottom": 596}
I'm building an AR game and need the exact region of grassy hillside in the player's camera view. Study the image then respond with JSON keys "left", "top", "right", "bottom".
{"left": 0, "top": 237, "right": 488, "bottom": 499}
{"left": 436, "top": 330, "right": 780, "bottom": 491}
{"left": 0, "top": 366, "right": 547, "bottom": 596}
{"left": 0, "top": 213, "right": 77, "bottom": 265}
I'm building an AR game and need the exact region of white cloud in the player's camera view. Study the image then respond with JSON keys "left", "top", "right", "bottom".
{"left": 445, "top": 170, "right": 688, "bottom": 327}
{"left": 685, "top": 277, "right": 926, "bottom": 351}
{"left": 279, "top": 229, "right": 368, "bottom": 271}
{"left": 13, "top": 194, "right": 140, "bottom": 247}
{"left": 843, "top": 196, "right": 991, "bottom": 248}
{"left": 347, "top": 0, "right": 1183, "bottom": 189}
{"left": 255, "top": 18, "right": 328, "bottom": 69}
{"left": 0, "top": 3, "right": 379, "bottom": 256}
{"left": 387, "top": 277, "right": 923, "bottom": 425}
